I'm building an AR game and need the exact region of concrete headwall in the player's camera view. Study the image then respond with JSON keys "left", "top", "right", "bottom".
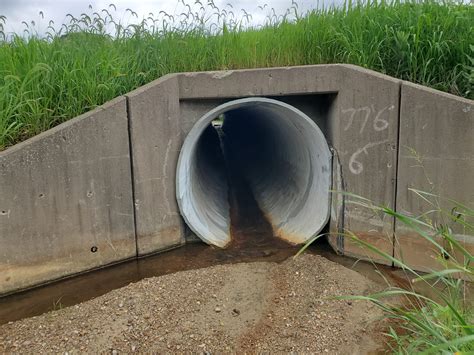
{"left": 177, "top": 65, "right": 400, "bottom": 264}
{"left": 1, "top": 64, "right": 473, "bottom": 295}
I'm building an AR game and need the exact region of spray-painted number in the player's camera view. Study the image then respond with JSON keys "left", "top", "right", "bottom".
{"left": 341, "top": 104, "right": 395, "bottom": 175}
{"left": 342, "top": 104, "right": 394, "bottom": 134}
{"left": 348, "top": 140, "right": 390, "bottom": 175}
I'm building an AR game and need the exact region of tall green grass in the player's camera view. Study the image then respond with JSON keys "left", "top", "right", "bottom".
{"left": 298, "top": 190, "right": 473, "bottom": 353}
{"left": 0, "top": 0, "right": 473, "bottom": 150}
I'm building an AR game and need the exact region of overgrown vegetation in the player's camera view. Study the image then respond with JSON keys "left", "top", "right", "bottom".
{"left": 298, "top": 189, "right": 473, "bottom": 353}
{"left": 0, "top": 0, "right": 473, "bottom": 150}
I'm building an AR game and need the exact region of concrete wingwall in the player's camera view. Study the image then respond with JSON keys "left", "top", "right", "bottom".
{"left": 395, "top": 82, "right": 474, "bottom": 271}
{"left": 0, "top": 97, "right": 136, "bottom": 295}
{"left": 0, "top": 64, "right": 473, "bottom": 295}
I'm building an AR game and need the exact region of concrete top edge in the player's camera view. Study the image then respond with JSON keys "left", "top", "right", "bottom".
{"left": 338, "top": 64, "right": 402, "bottom": 84}
{"left": 402, "top": 80, "right": 474, "bottom": 105}
{"left": 125, "top": 73, "right": 179, "bottom": 98}
{"left": 0, "top": 96, "right": 126, "bottom": 157}
{"left": 176, "top": 63, "right": 402, "bottom": 84}
{"left": 176, "top": 63, "right": 341, "bottom": 77}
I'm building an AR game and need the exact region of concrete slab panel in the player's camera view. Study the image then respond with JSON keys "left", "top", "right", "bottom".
{"left": 0, "top": 97, "right": 136, "bottom": 295}
{"left": 327, "top": 65, "right": 401, "bottom": 265}
{"left": 396, "top": 82, "right": 474, "bottom": 272}
{"left": 126, "top": 75, "right": 185, "bottom": 255}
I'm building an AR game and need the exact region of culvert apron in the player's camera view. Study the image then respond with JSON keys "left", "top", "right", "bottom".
{"left": 176, "top": 97, "right": 332, "bottom": 247}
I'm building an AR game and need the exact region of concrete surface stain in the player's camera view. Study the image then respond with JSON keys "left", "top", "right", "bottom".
{"left": 220, "top": 120, "right": 291, "bottom": 252}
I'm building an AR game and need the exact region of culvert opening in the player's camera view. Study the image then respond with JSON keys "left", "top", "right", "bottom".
{"left": 176, "top": 98, "right": 332, "bottom": 248}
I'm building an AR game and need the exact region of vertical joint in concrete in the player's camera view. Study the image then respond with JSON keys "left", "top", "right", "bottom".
{"left": 126, "top": 96, "right": 139, "bottom": 257}
{"left": 391, "top": 82, "right": 403, "bottom": 265}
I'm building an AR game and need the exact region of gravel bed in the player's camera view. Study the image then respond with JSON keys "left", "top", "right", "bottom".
{"left": 0, "top": 254, "right": 385, "bottom": 353}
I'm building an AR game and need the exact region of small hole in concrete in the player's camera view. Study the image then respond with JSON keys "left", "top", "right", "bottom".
{"left": 38, "top": 193, "right": 45, "bottom": 198}
{"left": 91, "top": 246, "right": 98, "bottom": 253}
{"left": 87, "top": 191, "right": 93, "bottom": 198}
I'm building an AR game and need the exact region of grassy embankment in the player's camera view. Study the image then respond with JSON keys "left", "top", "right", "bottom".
{"left": 298, "top": 190, "right": 474, "bottom": 353}
{"left": 0, "top": 0, "right": 473, "bottom": 150}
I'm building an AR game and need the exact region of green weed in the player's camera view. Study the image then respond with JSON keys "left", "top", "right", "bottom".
{"left": 298, "top": 190, "right": 473, "bottom": 353}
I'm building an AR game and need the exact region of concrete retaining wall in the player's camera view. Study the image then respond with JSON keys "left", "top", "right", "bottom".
{"left": 1, "top": 64, "right": 473, "bottom": 295}
{"left": 0, "top": 97, "right": 136, "bottom": 295}
{"left": 396, "top": 82, "right": 474, "bottom": 271}
{"left": 326, "top": 66, "right": 400, "bottom": 264}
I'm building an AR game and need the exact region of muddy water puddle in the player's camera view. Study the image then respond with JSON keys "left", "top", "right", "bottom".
{"left": 1, "top": 237, "right": 441, "bottom": 326}
{"left": 1, "top": 237, "right": 394, "bottom": 326}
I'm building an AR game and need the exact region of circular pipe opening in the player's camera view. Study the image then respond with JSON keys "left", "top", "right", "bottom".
{"left": 176, "top": 97, "right": 331, "bottom": 248}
